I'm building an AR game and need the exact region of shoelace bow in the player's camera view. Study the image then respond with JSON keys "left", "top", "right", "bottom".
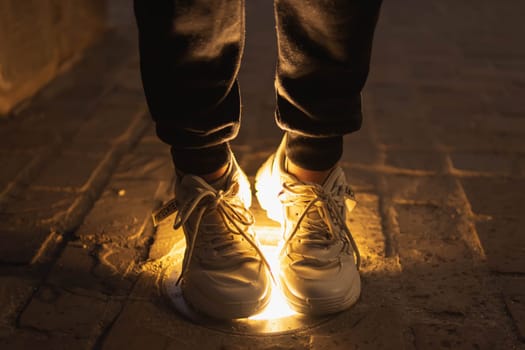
{"left": 152, "top": 176, "right": 275, "bottom": 285}
{"left": 280, "top": 182, "right": 361, "bottom": 269}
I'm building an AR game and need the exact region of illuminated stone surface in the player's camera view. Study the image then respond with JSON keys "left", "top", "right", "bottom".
{"left": 1, "top": 0, "right": 525, "bottom": 348}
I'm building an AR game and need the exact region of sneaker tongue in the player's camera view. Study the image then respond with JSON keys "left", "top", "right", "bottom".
{"left": 321, "top": 167, "right": 344, "bottom": 192}
{"left": 209, "top": 161, "right": 233, "bottom": 191}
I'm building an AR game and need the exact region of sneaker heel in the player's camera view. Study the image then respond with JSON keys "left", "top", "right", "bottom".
{"left": 255, "top": 155, "right": 284, "bottom": 224}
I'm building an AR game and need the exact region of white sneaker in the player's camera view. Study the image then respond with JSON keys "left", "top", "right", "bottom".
{"left": 153, "top": 156, "right": 272, "bottom": 319}
{"left": 255, "top": 136, "right": 360, "bottom": 316}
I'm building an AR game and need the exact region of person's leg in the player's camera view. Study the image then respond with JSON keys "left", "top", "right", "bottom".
{"left": 274, "top": 0, "right": 383, "bottom": 179}
{"left": 134, "top": 0, "right": 244, "bottom": 177}
{"left": 256, "top": 0, "right": 382, "bottom": 316}
{"left": 134, "top": 0, "right": 272, "bottom": 319}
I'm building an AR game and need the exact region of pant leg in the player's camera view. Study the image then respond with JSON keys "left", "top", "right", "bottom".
{"left": 274, "top": 0, "right": 382, "bottom": 170}
{"left": 134, "top": 0, "right": 244, "bottom": 174}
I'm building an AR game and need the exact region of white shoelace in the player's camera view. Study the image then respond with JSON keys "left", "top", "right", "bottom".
{"left": 153, "top": 176, "right": 274, "bottom": 285}
{"left": 279, "top": 182, "right": 361, "bottom": 269}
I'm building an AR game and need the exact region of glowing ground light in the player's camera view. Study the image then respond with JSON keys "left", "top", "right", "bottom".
{"left": 162, "top": 166, "right": 329, "bottom": 334}
{"left": 248, "top": 228, "right": 296, "bottom": 321}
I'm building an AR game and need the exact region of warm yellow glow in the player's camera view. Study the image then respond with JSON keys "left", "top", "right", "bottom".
{"left": 248, "top": 161, "right": 299, "bottom": 320}
{"left": 238, "top": 169, "right": 253, "bottom": 209}
{"left": 254, "top": 160, "right": 284, "bottom": 224}
{"left": 249, "top": 243, "right": 296, "bottom": 320}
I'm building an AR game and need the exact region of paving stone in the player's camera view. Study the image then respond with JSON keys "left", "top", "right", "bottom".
{"left": 461, "top": 178, "right": 525, "bottom": 218}
{"left": 500, "top": 277, "right": 525, "bottom": 342}
{"left": 517, "top": 155, "right": 525, "bottom": 177}
{"left": 105, "top": 178, "right": 162, "bottom": 203}
{"left": 102, "top": 299, "right": 310, "bottom": 350}
{"left": 0, "top": 152, "right": 33, "bottom": 192}
{"left": 47, "top": 242, "right": 128, "bottom": 297}
{"left": 450, "top": 152, "right": 516, "bottom": 175}
{"left": 0, "top": 130, "right": 61, "bottom": 151}
{"left": 135, "top": 137, "right": 172, "bottom": 157}
{"left": 338, "top": 167, "right": 376, "bottom": 195}
{"left": 1, "top": 0, "right": 525, "bottom": 348}
{"left": 340, "top": 140, "right": 379, "bottom": 166}
{"left": 102, "top": 322, "right": 172, "bottom": 350}
{"left": 310, "top": 306, "right": 405, "bottom": 350}
{"left": 475, "top": 219, "right": 525, "bottom": 274}
{"left": 418, "top": 89, "right": 492, "bottom": 118}
{"left": 0, "top": 227, "right": 50, "bottom": 264}
{"left": 114, "top": 153, "right": 173, "bottom": 181}
{"left": 100, "top": 300, "right": 213, "bottom": 350}
{"left": 0, "top": 330, "right": 89, "bottom": 350}
{"left": 75, "top": 88, "right": 146, "bottom": 142}
{"left": 1, "top": 189, "right": 76, "bottom": 227}
{"left": 92, "top": 244, "right": 139, "bottom": 293}
{"left": 505, "top": 295, "right": 525, "bottom": 341}
{"left": 348, "top": 193, "right": 387, "bottom": 272}
{"left": 115, "top": 66, "right": 144, "bottom": 93}
{"left": 0, "top": 277, "right": 36, "bottom": 335}
{"left": 396, "top": 204, "right": 479, "bottom": 315}
{"left": 465, "top": 113, "right": 525, "bottom": 137}
{"left": 371, "top": 118, "right": 435, "bottom": 150}
{"left": 411, "top": 323, "right": 504, "bottom": 350}
{"left": 385, "top": 150, "right": 445, "bottom": 172}
{"left": 387, "top": 175, "right": 460, "bottom": 205}
{"left": 0, "top": 189, "right": 76, "bottom": 264}
{"left": 75, "top": 179, "right": 160, "bottom": 242}
{"left": 19, "top": 285, "right": 121, "bottom": 338}
{"left": 500, "top": 277, "right": 525, "bottom": 297}
{"left": 435, "top": 126, "right": 525, "bottom": 153}
{"left": 32, "top": 151, "right": 104, "bottom": 189}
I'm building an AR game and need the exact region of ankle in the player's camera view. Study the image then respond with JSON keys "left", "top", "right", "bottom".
{"left": 286, "top": 159, "right": 332, "bottom": 185}
{"left": 202, "top": 163, "right": 230, "bottom": 183}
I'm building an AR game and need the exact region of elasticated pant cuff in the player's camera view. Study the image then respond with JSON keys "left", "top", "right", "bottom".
{"left": 285, "top": 132, "right": 342, "bottom": 171}
{"left": 171, "top": 143, "right": 231, "bottom": 175}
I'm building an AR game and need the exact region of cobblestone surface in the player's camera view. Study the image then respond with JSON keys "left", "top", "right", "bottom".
{"left": 1, "top": 0, "right": 525, "bottom": 349}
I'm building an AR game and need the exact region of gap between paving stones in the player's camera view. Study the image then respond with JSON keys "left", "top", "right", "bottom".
{"left": 32, "top": 108, "right": 150, "bottom": 265}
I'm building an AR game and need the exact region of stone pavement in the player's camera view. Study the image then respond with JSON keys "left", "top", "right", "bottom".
{"left": 1, "top": 1, "right": 524, "bottom": 349}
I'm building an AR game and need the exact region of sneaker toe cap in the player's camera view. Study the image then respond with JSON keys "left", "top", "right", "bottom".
{"left": 280, "top": 256, "right": 360, "bottom": 315}
{"left": 182, "top": 263, "right": 271, "bottom": 318}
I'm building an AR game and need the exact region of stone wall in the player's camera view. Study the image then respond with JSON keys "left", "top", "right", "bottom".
{"left": 0, "top": 0, "right": 106, "bottom": 116}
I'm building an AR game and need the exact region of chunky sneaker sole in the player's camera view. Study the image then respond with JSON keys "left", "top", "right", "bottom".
{"left": 255, "top": 136, "right": 360, "bottom": 316}
{"left": 154, "top": 155, "right": 272, "bottom": 319}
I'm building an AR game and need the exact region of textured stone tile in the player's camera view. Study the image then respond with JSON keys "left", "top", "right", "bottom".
{"left": 1, "top": 189, "right": 76, "bottom": 225}
{"left": 385, "top": 150, "right": 445, "bottom": 172}
{"left": 19, "top": 285, "right": 121, "bottom": 338}
{"left": 75, "top": 179, "right": 160, "bottom": 241}
{"left": 75, "top": 88, "right": 146, "bottom": 142}
{"left": 396, "top": 204, "right": 479, "bottom": 315}
{"left": 387, "top": 175, "right": 460, "bottom": 204}
{"left": 341, "top": 141, "right": 379, "bottom": 166}
{"left": 47, "top": 242, "right": 133, "bottom": 297}
{"left": 475, "top": 219, "right": 525, "bottom": 274}
{"left": 348, "top": 193, "right": 387, "bottom": 272}
{"left": 505, "top": 295, "right": 525, "bottom": 341}
{"left": 0, "top": 227, "right": 50, "bottom": 264}
{"left": 411, "top": 323, "right": 503, "bottom": 350}
{"left": 310, "top": 306, "right": 405, "bottom": 350}
{"left": 0, "top": 189, "right": 76, "bottom": 264}
{"left": 0, "top": 276, "right": 36, "bottom": 334}
{"left": 461, "top": 178, "right": 525, "bottom": 218}
{"left": 0, "top": 152, "right": 33, "bottom": 192}
{"left": 114, "top": 153, "right": 173, "bottom": 182}
{"left": 32, "top": 152, "right": 104, "bottom": 189}
{"left": 451, "top": 152, "right": 516, "bottom": 175}
{"left": 0, "top": 330, "right": 89, "bottom": 350}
